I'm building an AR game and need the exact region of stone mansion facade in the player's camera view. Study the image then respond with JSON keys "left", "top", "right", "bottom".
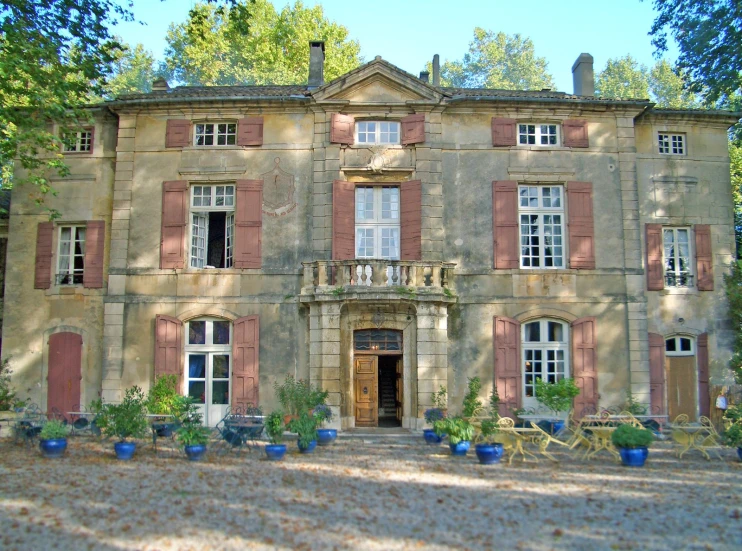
{"left": 3, "top": 44, "right": 739, "bottom": 428}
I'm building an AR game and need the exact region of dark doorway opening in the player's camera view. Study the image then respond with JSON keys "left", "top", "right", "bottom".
{"left": 378, "top": 355, "right": 401, "bottom": 427}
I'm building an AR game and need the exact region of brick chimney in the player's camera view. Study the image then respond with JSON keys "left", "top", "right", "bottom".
{"left": 572, "top": 53, "right": 594, "bottom": 96}
{"left": 308, "top": 41, "right": 325, "bottom": 88}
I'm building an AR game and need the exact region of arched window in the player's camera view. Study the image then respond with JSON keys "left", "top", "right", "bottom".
{"left": 665, "top": 335, "right": 694, "bottom": 356}
{"left": 521, "top": 319, "right": 569, "bottom": 408}
{"left": 185, "top": 318, "right": 232, "bottom": 425}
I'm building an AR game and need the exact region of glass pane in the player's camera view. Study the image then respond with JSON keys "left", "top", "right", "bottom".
{"left": 213, "top": 321, "right": 230, "bottom": 344}
{"left": 680, "top": 338, "right": 692, "bottom": 352}
{"left": 188, "top": 381, "right": 206, "bottom": 404}
{"left": 547, "top": 322, "right": 563, "bottom": 342}
{"left": 189, "top": 321, "right": 206, "bottom": 344}
{"left": 213, "top": 355, "right": 230, "bottom": 379}
{"left": 188, "top": 355, "right": 206, "bottom": 378}
{"left": 524, "top": 322, "right": 540, "bottom": 342}
{"left": 665, "top": 339, "right": 677, "bottom": 352}
{"left": 212, "top": 381, "right": 229, "bottom": 405}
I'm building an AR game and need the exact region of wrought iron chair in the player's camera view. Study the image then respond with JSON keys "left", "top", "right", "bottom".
{"left": 13, "top": 404, "right": 47, "bottom": 446}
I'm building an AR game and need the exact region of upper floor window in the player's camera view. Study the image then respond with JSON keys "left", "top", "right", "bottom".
{"left": 663, "top": 227, "right": 693, "bottom": 288}
{"left": 356, "top": 121, "right": 400, "bottom": 145}
{"left": 195, "top": 123, "right": 236, "bottom": 146}
{"left": 355, "top": 186, "right": 399, "bottom": 259}
{"left": 518, "top": 123, "right": 559, "bottom": 146}
{"left": 62, "top": 129, "right": 93, "bottom": 153}
{"left": 519, "top": 185, "right": 564, "bottom": 268}
{"left": 658, "top": 133, "right": 685, "bottom": 155}
{"left": 665, "top": 335, "right": 693, "bottom": 356}
{"left": 57, "top": 225, "right": 85, "bottom": 285}
{"left": 522, "top": 319, "right": 569, "bottom": 408}
{"left": 190, "top": 185, "right": 235, "bottom": 269}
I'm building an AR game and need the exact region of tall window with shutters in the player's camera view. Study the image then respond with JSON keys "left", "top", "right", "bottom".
{"left": 522, "top": 319, "right": 569, "bottom": 409}
{"left": 518, "top": 185, "right": 565, "bottom": 268}
{"left": 190, "top": 185, "right": 235, "bottom": 269}
{"left": 355, "top": 186, "right": 400, "bottom": 260}
{"left": 663, "top": 227, "right": 693, "bottom": 288}
{"left": 56, "top": 225, "right": 86, "bottom": 285}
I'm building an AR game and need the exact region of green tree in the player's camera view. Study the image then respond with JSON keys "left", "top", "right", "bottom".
{"left": 164, "top": 0, "right": 362, "bottom": 86}
{"left": 595, "top": 55, "right": 650, "bottom": 100}
{"left": 649, "top": 59, "right": 698, "bottom": 108}
{"left": 731, "top": 142, "right": 742, "bottom": 254}
{"left": 428, "top": 28, "right": 555, "bottom": 90}
{"left": 102, "top": 42, "right": 163, "bottom": 98}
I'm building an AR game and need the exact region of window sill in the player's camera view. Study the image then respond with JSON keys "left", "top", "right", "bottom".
{"left": 182, "top": 146, "right": 246, "bottom": 151}
{"left": 45, "top": 285, "right": 96, "bottom": 297}
{"left": 348, "top": 144, "right": 405, "bottom": 149}
{"left": 659, "top": 287, "right": 698, "bottom": 296}
{"left": 514, "top": 145, "right": 571, "bottom": 151}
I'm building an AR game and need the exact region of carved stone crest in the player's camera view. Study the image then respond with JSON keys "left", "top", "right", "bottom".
{"left": 261, "top": 157, "right": 297, "bottom": 217}
{"left": 367, "top": 146, "right": 389, "bottom": 174}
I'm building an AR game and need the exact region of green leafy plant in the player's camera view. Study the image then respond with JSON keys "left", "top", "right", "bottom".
{"left": 611, "top": 423, "right": 654, "bottom": 449}
{"left": 330, "top": 286, "right": 345, "bottom": 297}
{"left": 431, "top": 385, "right": 447, "bottom": 410}
{"left": 0, "top": 357, "right": 18, "bottom": 411}
{"left": 723, "top": 422, "right": 742, "bottom": 448}
{"left": 39, "top": 420, "right": 70, "bottom": 440}
{"left": 624, "top": 389, "right": 648, "bottom": 416}
{"left": 96, "top": 386, "right": 148, "bottom": 442}
{"left": 176, "top": 423, "right": 210, "bottom": 447}
{"left": 265, "top": 411, "right": 285, "bottom": 445}
{"left": 424, "top": 408, "right": 445, "bottom": 425}
{"left": 312, "top": 404, "right": 333, "bottom": 427}
{"left": 723, "top": 403, "right": 742, "bottom": 424}
{"left": 287, "top": 411, "right": 318, "bottom": 448}
{"left": 488, "top": 386, "right": 500, "bottom": 417}
{"left": 175, "top": 396, "right": 208, "bottom": 447}
{"left": 479, "top": 419, "right": 500, "bottom": 443}
{"left": 274, "top": 375, "right": 328, "bottom": 416}
{"left": 433, "top": 416, "right": 474, "bottom": 445}
{"left": 147, "top": 375, "right": 182, "bottom": 416}
{"left": 535, "top": 378, "right": 580, "bottom": 416}
{"left": 462, "top": 377, "right": 483, "bottom": 418}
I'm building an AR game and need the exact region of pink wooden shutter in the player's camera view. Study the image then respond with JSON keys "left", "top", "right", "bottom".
{"left": 83, "top": 220, "right": 105, "bottom": 288}
{"left": 491, "top": 118, "right": 517, "bottom": 147}
{"left": 563, "top": 119, "right": 589, "bottom": 148}
{"left": 400, "top": 180, "right": 422, "bottom": 260}
{"left": 332, "top": 180, "right": 355, "bottom": 260}
{"left": 648, "top": 332, "right": 666, "bottom": 415}
{"left": 160, "top": 181, "right": 188, "bottom": 269}
{"left": 234, "top": 180, "right": 263, "bottom": 269}
{"left": 645, "top": 224, "right": 664, "bottom": 291}
{"left": 572, "top": 317, "right": 598, "bottom": 416}
{"left": 86, "top": 126, "right": 95, "bottom": 154}
{"left": 493, "top": 316, "right": 521, "bottom": 416}
{"left": 233, "top": 315, "right": 260, "bottom": 409}
{"left": 330, "top": 113, "right": 354, "bottom": 145}
{"left": 154, "top": 315, "right": 183, "bottom": 393}
{"left": 237, "top": 117, "right": 263, "bottom": 146}
{"left": 695, "top": 225, "right": 714, "bottom": 291}
{"left": 567, "top": 181, "right": 595, "bottom": 269}
{"left": 697, "top": 333, "right": 710, "bottom": 417}
{"left": 47, "top": 332, "right": 82, "bottom": 417}
{"left": 401, "top": 114, "right": 425, "bottom": 145}
{"left": 34, "top": 222, "right": 54, "bottom": 289}
{"left": 492, "top": 181, "right": 519, "bottom": 269}
{"left": 165, "top": 119, "right": 191, "bottom": 148}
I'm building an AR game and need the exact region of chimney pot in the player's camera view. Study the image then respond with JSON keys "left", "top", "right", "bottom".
{"left": 432, "top": 54, "right": 440, "bottom": 87}
{"left": 308, "top": 41, "right": 325, "bottom": 88}
{"left": 419, "top": 71, "right": 430, "bottom": 83}
{"left": 572, "top": 53, "right": 594, "bottom": 96}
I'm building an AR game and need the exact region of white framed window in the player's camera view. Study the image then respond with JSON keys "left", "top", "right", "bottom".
{"left": 185, "top": 318, "right": 232, "bottom": 426}
{"left": 190, "top": 184, "right": 235, "bottom": 268}
{"left": 665, "top": 335, "right": 694, "bottom": 356}
{"left": 519, "top": 185, "right": 564, "bottom": 268}
{"left": 194, "top": 123, "right": 237, "bottom": 146}
{"left": 355, "top": 186, "right": 400, "bottom": 259}
{"left": 518, "top": 123, "right": 559, "bottom": 146}
{"left": 658, "top": 133, "right": 685, "bottom": 155}
{"left": 522, "top": 319, "right": 569, "bottom": 408}
{"left": 62, "top": 129, "right": 93, "bottom": 153}
{"left": 355, "top": 121, "right": 400, "bottom": 145}
{"left": 56, "top": 225, "right": 86, "bottom": 285}
{"left": 663, "top": 227, "right": 693, "bottom": 288}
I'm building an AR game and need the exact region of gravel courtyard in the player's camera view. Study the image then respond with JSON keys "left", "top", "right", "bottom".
{"left": 1, "top": 433, "right": 740, "bottom": 551}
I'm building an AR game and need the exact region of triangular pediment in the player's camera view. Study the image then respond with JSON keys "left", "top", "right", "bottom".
{"left": 311, "top": 57, "right": 446, "bottom": 104}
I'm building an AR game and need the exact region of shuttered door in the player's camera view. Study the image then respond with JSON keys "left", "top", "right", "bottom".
{"left": 697, "top": 333, "right": 710, "bottom": 417}
{"left": 695, "top": 225, "right": 714, "bottom": 291}
{"left": 165, "top": 119, "right": 191, "bottom": 148}
{"left": 648, "top": 332, "right": 666, "bottom": 415}
{"left": 563, "top": 120, "right": 589, "bottom": 148}
{"left": 154, "top": 315, "right": 183, "bottom": 392}
{"left": 160, "top": 181, "right": 188, "bottom": 269}
{"left": 83, "top": 220, "right": 105, "bottom": 288}
{"left": 401, "top": 114, "right": 425, "bottom": 145}
{"left": 400, "top": 180, "right": 422, "bottom": 260}
{"left": 234, "top": 180, "right": 263, "bottom": 269}
{"left": 34, "top": 222, "right": 54, "bottom": 289}
{"left": 491, "top": 118, "right": 517, "bottom": 146}
{"left": 47, "top": 332, "right": 82, "bottom": 417}
{"left": 645, "top": 224, "right": 664, "bottom": 290}
{"left": 332, "top": 180, "right": 355, "bottom": 260}
{"left": 237, "top": 117, "right": 264, "bottom": 146}
{"left": 567, "top": 182, "right": 595, "bottom": 269}
{"left": 492, "top": 181, "right": 519, "bottom": 269}
{"left": 330, "top": 114, "right": 354, "bottom": 145}
{"left": 233, "top": 315, "right": 260, "bottom": 410}
{"left": 493, "top": 316, "right": 521, "bottom": 417}
{"left": 572, "top": 317, "right": 598, "bottom": 416}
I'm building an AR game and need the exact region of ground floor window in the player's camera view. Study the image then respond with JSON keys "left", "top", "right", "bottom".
{"left": 522, "top": 319, "right": 569, "bottom": 409}
{"left": 185, "top": 318, "right": 231, "bottom": 425}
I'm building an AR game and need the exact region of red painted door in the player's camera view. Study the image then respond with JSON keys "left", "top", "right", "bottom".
{"left": 47, "top": 332, "right": 83, "bottom": 418}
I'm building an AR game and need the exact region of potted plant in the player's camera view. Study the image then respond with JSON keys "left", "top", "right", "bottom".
{"left": 434, "top": 416, "right": 474, "bottom": 456}
{"left": 175, "top": 396, "right": 209, "bottom": 461}
{"left": 38, "top": 419, "right": 70, "bottom": 458}
{"left": 534, "top": 377, "right": 580, "bottom": 434}
{"left": 96, "top": 386, "right": 148, "bottom": 460}
{"left": 423, "top": 407, "right": 445, "bottom": 444}
{"left": 474, "top": 388, "right": 504, "bottom": 465}
{"left": 264, "top": 410, "right": 287, "bottom": 460}
{"left": 147, "top": 374, "right": 182, "bottom": 436}
{"left": 313, "top": 404, "right": 337, "bottom": 446}
{"left": 462, "top": 377, "right": 484, "bottom": 419}
{"left": 722, "top": 421, "right": 742, "bottom": 462}
{"left": 287, "top": 411, "right": 318, "bottom": 453}
{"left": 611, "top": 423, "right": 654, "bottom": 467}
{"left": 274, "top": 375, "right": 328, "bottom": 424}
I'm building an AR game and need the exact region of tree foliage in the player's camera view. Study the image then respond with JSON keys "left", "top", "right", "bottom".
{"left": 430, "top": 28, "right": 555, "bottom": 90}
{"left": 100, "top": 41, "right": 164, "bottom": 98}
{"left": 164, "top": 0, "right": 362, "bottom": 86}
{"left": 649, "top": 0, "right": 742, "bottom": 105}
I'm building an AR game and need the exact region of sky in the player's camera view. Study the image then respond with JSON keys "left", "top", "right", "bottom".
{"left": 114, "top": 0, "right": 679, "bottom": 93}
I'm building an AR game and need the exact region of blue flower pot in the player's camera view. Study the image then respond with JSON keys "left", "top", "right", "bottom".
{"left": 114, "top": 441, "right": 137, "bottom": 461}
{"left": 39, "top": 438, "right": 67, "bottom": 458}
{"left": 550, "top": 420, "right": 565, "bottom": 435}
{"left": 423, "top": 428, "right": 443, "bottom": 445}
{"left": 317, "top": 429, "right": 337, "bottom": 446}
{"left": 298, "top": 439, "right": 317, "bottom": 453}
{"left": 475, "top": 443, "right": 504, "bottom": 464}
{"left": 737, "top": 447, "right": 742, "bottom": 462}
{"left": 184, "top": 444, "right": 207, "bottom": 461}
{"left": 265, "top": 444, "right": 288, "bottom": 460}
{"left": 618, "top": 446, "right": 649, "bottom": 467}
{"left": 449, "top": 440, "right": 471, "bottom": 456}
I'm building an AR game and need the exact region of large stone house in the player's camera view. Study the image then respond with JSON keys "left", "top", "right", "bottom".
{"left": 3, "top": 43, "right": 739, "bottom": 428}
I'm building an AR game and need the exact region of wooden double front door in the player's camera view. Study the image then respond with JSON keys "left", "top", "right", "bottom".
{"left": 354, "top": 355, "right": 402, "bottom": 427}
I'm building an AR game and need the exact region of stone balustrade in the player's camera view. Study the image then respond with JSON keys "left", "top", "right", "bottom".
{"left": 302, "top": 260, "right": 456, "bottom": 290}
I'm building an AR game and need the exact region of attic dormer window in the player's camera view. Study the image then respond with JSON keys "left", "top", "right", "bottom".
{"left": 195, "top": 123, "right": 237, "bottom": 146}
{"left": 356, "top": 121, "right": 400, "bottom": 145}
